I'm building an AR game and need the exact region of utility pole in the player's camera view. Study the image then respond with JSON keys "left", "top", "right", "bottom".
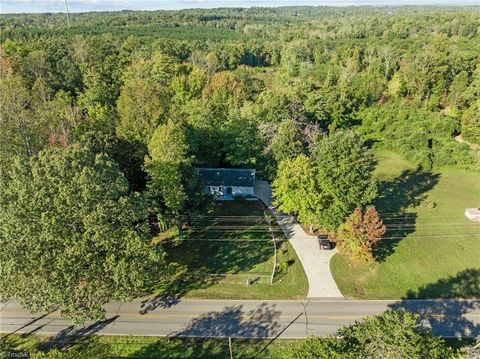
{"left": 228, "top": 337, "right": 233, "bottom": 359}
{"left": 264, "top": 211, "right": 276, "bottom": 285}
{"left": 64, "top": 0, "right": 71, "bottom": 27}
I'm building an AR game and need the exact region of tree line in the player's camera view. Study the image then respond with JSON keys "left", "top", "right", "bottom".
{"left": 0, "top": 6, "right": 479, "bottom": 322}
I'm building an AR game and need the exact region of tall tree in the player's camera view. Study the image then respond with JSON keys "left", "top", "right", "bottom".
{"left": 0, "top": 144, "right": 165, "bottom": 323}
{"left": 270, "top": 119, "right": 306, "bottom": 164}
{"left": 145, "top": 119, "right": 190, "bottom": 214}
{"left": 0, "top": 75, "right": 35, "bottom": 161}
{"left": 116, "top": 58, "right": 171, "bottom": 144}
{"left": 273, "top": 154, "right": 325, "bottom": 229}
{"left": 202, "top": 70, "right": 245, "bottom": 119}
{"left": 312, "top": 131, "right": 377, "bottom": 231}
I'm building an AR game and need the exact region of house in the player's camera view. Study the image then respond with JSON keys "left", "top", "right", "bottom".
{"left": 465, "top": 208, "right": 480, "bottom": 222}
{"left": 196, "top": 168, "right": 256, "bottom": 200}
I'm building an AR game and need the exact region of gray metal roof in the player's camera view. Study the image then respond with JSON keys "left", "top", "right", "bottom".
{"left": 196, "top": 168, "right": 255, "bottom": 187}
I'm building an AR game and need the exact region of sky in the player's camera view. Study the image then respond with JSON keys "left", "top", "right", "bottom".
{"left": 1, "top": 0, "right": 479, "bottom": 14}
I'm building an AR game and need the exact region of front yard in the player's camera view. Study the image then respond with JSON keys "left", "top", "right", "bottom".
{"left": 331, "top": 151, "right": 480, "bottom": 299}
{"left": 154, "top": 200, "right": 308, "bottom": 300}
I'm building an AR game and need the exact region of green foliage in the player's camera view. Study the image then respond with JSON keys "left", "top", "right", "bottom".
{"left": 285, "top": 309, "right": 454, "bottom": 359}
{"left": 284, "top": 337, "right": 346, "bottom": 359}
{"left": 116, "top": 57, "right": 173, "bottom": 144}
{"left": 222, "top": 110, "right": 264, "bottom": 167}
{"left": 1, "top": 6, "right": 479, "bottom": 317}
{"left": 312, "top": 131, "right": 377, "bottom": 231}
{"left": 0, "top": 75, "right": 38, "bottom": 161}
{"left": 359, "top": 102, "right": 475, "bottom": 169}
{"left": 336, "top": 309, "right": 454, "bottom": 359}
{"left": 0, "top": 144, "right": 165, "bottom": 323}
{"left": 145, "top": 119, "right": 190, "bottom": 213}
{"left": 273, "top": 131, "right": 376, "bottom": 232}
{"left": 462, "top": 100, "right": 480, "bottom": 145}
{"left": 183, "top": 100, "right": 224, "bottom": 167}
{"left": 273, "top": 154, "right": 323, "bottom": 226}
{"left": 202, "top": 70, "right": 246, "bottom": 118}
{"left": 270, "top": 120, "right": 306, "bottom": 163}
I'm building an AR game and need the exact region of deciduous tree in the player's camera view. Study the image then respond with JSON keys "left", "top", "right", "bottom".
{"left": 273, "top": 154, "right": 324, "bottom": 227}
{"left": 336, "top": 206, "right": 386, "bottom": 263}
{"left": 116, "top": 58, "right": 171, "bottom": 144}
{"left": 313, "top": 130, "right": 377, "bottom": 231}
{"left": 0, "top": 144, "right": 165, "bottom": 323}
{"left": 145, "top": 119, "right": 190, "bottom": 214}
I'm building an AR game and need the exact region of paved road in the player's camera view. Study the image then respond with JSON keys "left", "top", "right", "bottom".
{"left": 2, "top": 299, "right": 479, "bottom": 339}
{"left": 255, "top": 180, "right": 344, "bottom": 298}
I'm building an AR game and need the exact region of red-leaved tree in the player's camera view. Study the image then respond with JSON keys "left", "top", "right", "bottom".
{"left": 336, "top": 206, "right": 386, "bottom": 263}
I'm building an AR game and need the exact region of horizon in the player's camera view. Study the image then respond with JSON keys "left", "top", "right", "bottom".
{"left": 1, "top": 0, "right": 479, "bottom": 14}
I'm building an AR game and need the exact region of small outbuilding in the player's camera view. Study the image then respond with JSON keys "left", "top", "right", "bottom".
{"left": 197, "top": 168, "right": 256, "bottom": 200}
{"left": 464, "top": 208, "right": 480, "bottom": 222}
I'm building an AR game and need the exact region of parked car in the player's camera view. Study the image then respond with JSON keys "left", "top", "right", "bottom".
{"left": 318, "top": 235, "right": 333, "bottom": 250}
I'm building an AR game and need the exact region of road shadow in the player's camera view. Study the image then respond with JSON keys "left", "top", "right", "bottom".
{"left": 36, "top": 315, "right": 118, "bottom": 352}
{"left": 1, "top": 311, "right": 53, "bottom": 338}
{"left": 389, "top": 269, "right": 480, "bottom": 338}
{"left": 171, "top": 303, "right": 282, "bottom": 338}
{"left": 129, "top": 303, "right": 285, "bottom": 358}
{"left": 374, "top": 168, "right": 440, "bottom": 262}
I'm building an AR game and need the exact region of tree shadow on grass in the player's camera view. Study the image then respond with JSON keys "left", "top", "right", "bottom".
{"left": 142, "top": 200, "right": 286, "bottom": 313}
{"left": 374, "top": 168, "right": 441, "bottom": 262}
{"left": 129, "top": 303, "right": 285, "bottom": 358}
{"left": 141, "top": 238, "right": 274, "bottom": 313}
{"left": 140, "top": 268, "right": 220, "bottom": 313}
{"left": 389, "top": 269, "right": 480, "bottom": 338}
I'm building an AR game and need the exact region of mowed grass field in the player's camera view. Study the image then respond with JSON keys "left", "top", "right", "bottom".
{"left": 0, "top": 334, "right": 306, "bottom": 359}
{"left": 154, "top": 200, "right": 308, "bottom": 300}
{"left": 331, "top": 151, "right": 480, "bottom": 299}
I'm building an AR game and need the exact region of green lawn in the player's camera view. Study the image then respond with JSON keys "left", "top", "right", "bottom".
{"left": 0, "top": 334, "right": 302, "bottom": 359}
{"left": 331, "top": 151, "right": 480, "bottom": 299}
{"left": 153, "top": 200, "right": 308, "bottom": 300}
{"left": 2, "top": 332, "right": 472, "bottom": 359}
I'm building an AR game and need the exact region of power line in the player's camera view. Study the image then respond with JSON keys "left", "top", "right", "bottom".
{"left": 64, "top": 0, "right": 71, "bottom": 27}
{"left": 176, "top": 238, "right": 287, "bottom": 242}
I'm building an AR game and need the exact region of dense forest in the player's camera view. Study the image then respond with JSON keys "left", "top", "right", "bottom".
{"left": 1, "top": 6, "right": 479, "bottom": 322}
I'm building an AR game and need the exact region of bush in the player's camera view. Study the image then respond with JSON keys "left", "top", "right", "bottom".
{"left": 359, "top": 102, "right": 474, "bottom": 169}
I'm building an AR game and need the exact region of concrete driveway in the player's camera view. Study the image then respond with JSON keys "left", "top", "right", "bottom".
{"left": 255, "top": 180, "right": 344, "bottom": 299}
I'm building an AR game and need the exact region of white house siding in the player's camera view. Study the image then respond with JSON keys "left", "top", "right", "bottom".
{"left": 205, "top": 185, "right": 255, "bottom": 199}
{"left": 232, "top": 186, "right": 254, "bottom": 196}
{"left": 206, "top": 186, "right": 226, "bottom": 196}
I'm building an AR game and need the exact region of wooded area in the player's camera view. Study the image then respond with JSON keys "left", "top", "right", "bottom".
{"left": 0, "top": 6, "right": 479, "bottom": 322}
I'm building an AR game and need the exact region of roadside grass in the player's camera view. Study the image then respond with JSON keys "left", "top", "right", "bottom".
{"left": 0, "top": 334, "right": 299, "bottom": 358}
{"left": 153, "top": 200, "right": 308, "bottom": 300}
{"left": 331, "top": 151, "right": 480, "bottom": 299}
{"left": 2, "top": 334, "right": 471, "bottom": 358}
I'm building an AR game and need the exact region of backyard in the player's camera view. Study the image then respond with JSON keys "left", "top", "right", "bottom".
{"left": 153, "top": 200, "right": 308, "bottom": 300}
{"left": 331, "top": 151, "right": 480, "bottom": 299}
